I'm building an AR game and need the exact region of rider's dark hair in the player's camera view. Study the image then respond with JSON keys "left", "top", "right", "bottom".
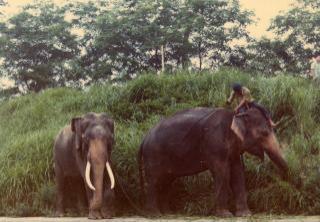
{"left": 232, "top": 83, "right": 242, "bottom": 93}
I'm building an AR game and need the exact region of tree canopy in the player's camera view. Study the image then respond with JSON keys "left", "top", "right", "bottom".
{"left": 0, "top": 0, "right": 319, "bottom": 94}
{"left": 267, "top": 0, "right": 320, "bottom": 73}
{"left": 0, "top": 2, "right": 79, "bottom": 92}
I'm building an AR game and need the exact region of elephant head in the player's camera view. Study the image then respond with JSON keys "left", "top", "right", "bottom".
{"left": 231, "top": 108, "right": 288, "bottom": 172}
{"left": 71, "top": 112, "right": 115, "bottom": 211}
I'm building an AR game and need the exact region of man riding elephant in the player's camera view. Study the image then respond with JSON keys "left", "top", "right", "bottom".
{"left": 227, "top": 83, "right": 276, "bottom": 127}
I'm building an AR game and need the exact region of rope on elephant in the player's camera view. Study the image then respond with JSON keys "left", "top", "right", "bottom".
{"left": 181, "top": 108, "right": 219, "bottom": 141}
{"left": 240, "top": 154, "right": 245, "bottom": 170}
{"left": 113, "top": 168, "right": 148, "bottom": 216}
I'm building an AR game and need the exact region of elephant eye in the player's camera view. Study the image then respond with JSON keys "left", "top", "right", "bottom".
{"left": 82, "top": 134, "right": 89, "bottom": 144}
{"left": 81, "top": 120, "right": 90, "bottom": 131}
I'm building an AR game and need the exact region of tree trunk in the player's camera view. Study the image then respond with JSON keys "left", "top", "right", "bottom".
{"left": 198, "top": 41, "right": 202, "bottom": 71}
{"left": 155, "top": 48, "right": 159, "bottom": 71}
{"left": 161, "top": 44, "right": 165, "bottom": 73}
{"left": 181, "top": 28, "right": 192, "bottom": 69}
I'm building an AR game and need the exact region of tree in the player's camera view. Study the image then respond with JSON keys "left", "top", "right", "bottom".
{"left": 73, "top": 0, "right": 253, "bottom": 79}
{"left": 268, "top": 0, "right": 319, "bottom": 73}
{"left": 244, "top": 38, "right": 298, "bottom": 74}
{"left": 0, "top": 2, "right": 79, "bottom": 92}
{"left": 175, "top": 0, "right": 253, "bottom": 70}
{"left": 0, "top": 0, "right": 253, "bottom": 88}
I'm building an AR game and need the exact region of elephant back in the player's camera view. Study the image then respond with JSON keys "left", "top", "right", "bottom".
{"left": 143, "top": 107, "right": 216, "bottom": 154}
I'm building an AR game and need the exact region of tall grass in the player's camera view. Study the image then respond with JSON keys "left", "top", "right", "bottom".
{"left": 0, "top": 68, "right": 319, "bottom": 216}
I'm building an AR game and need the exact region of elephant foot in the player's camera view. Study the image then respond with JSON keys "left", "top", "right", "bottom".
{"left": 54, "top": 210, "right": 64, "bottom": 217}
{"left": 235, "top": 209, "right": 252, "bottom": 217}
{"left": 159, "top": 203, "right": 171, "bottom": 214}
{"left": 215, "top": 209, "right": 233, "bottom": 217}
{"left": 77, "top": 201, "right": 87, "bottom": 213}
{"left": 101, "top": 208, "right": 113, "bottom": 219}
{"left": 88, "top": 210, "right": 102, "bottom": 220}
{"left": 145, "top": 207, "right": 161, "bottom": 217}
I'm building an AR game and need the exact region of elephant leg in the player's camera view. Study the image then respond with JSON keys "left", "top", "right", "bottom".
{"left": 55, "top": 168, "right": 64, "bottom": 217}
{"left": 83, "top": 179, "right": 102, "bottom": 219}
{"left": 230, "top": 156, "right": 251, "bottom": 217}
{"left": 207, "top": 156, "right": 233, "bottom": 217}
{"left": 83, "top": 179, "right": 92, "bottom": 205}
{"left": 158, "top": 176, "right": 175, "bottom": 213}
{"left": 101, "top": 188, "right": 115, "bottom": 219}
{"left": 75, "top": 178, "right": 87, "bottom": 215}
{"left": 145, "top": 176, "right": 161, "bottom": 216}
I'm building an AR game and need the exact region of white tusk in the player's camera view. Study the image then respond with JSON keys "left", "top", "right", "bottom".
{"left": 106, "top": 161, "right": 115, "bottom": 189}
{"left": 85, "top": 161, "right": 96, "bottom": 191}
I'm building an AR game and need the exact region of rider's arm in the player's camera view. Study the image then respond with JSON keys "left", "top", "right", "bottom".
{"left": 227, "top": 91, "right": 235, "bottom": 104}
{"left": 235, "top": 88, "right": 252, "bottom": 113}
{"left": 235, "top": 99, "right": 246, "bottom": 113}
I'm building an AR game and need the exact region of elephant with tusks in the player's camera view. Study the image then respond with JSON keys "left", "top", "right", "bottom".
{"left": 54, "top": 112, "right": 116, "bottom": 219}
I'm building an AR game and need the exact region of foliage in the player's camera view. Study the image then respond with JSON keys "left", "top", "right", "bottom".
{"left": 0, "top": 0, "right": 319, "bottom": 94}
{"left": 267, "top": 0, "right": 320, "bottom": 73}
{"left": 0, "top": 69, "right": 319, "bottom": 216}
{"left": 244, "top": 38, "right": 301, "bottom": 74}
{"left": 217, "top": 0, "right": 320, "bottom": 75}
{"left": 72, "top": 0, "right": 253, "bottom": 77}
{"left": 0, "top": 2, "right": 80, "bottom": 92}
{"left": 0, "top": 0, "right": 253, "bottom": 91}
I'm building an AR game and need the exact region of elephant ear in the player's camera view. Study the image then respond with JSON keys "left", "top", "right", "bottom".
{"left": 71, "top": 117, "right": 83, "bottom": 150}
{"left": 231, "top": 115, "right": 246, "bottom": 142}
{"left": 100, "top": 113, "right": 114, "bottom": 134}
{"left": 99, "top": 113, "right": 115, "bottom": 148}
{"left": 106, "top": 119, "right": 115, "bottom": 146}
{"left": 106, "top": 119, "right": 114, "bottom": 135}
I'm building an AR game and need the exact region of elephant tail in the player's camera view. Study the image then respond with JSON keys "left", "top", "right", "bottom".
{"left": 138, "top": 140, "right": 145, "bottom": 205}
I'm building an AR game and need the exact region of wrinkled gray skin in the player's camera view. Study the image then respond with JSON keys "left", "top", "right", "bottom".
{"left": 54, "top": 113, "right": 115, "bottom": 219}
{"left": 138, "top": 107, "right": 288, "bottom": 217}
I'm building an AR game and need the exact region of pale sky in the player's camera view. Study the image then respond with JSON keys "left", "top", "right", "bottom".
{"left": 240, "top": 0, "right": 296, "bottom": 38}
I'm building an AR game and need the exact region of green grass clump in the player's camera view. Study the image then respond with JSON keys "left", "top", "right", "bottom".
{"left": 0, "top": 68, "right": 319, "bottom": 216}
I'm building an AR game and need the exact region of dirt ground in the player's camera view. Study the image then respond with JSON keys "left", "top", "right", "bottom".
{"left": 0, "top": 216, "right": 319, "bottom": 222}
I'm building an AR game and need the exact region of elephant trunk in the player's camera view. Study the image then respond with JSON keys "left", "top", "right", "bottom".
{"left": 87, "top": 139, "right": 109, "bottom": 211}
{"left": 264, "top": 132, "right": 288, "bottom": 173}
{"left": 90, "top": 160, "right": 105, "bottom": 211}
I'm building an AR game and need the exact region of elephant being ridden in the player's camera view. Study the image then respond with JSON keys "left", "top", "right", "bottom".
{"left": 138, "top": 107, "right": 288, "bottom": 217}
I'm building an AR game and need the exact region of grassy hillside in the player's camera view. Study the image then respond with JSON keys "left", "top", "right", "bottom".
{"left": 0, "top": 68, "right": 319, "bottom": 216}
